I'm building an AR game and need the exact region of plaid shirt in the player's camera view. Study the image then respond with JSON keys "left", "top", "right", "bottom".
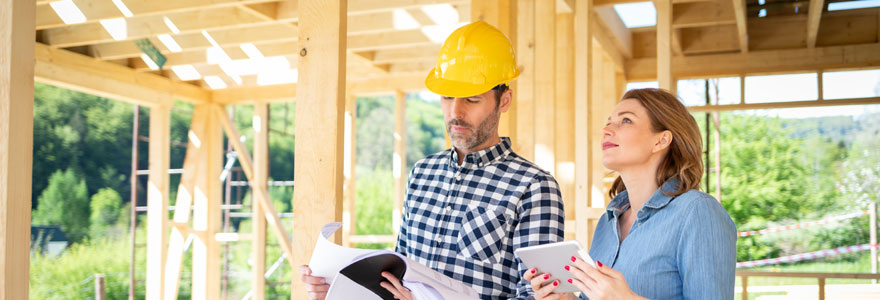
{"left": 395, "top": 137, "right": 565, "bottom": 300}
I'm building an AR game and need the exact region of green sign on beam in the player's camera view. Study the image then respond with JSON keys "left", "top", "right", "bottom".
{"left": 135, "top": 38, "right": 167, "bottom": 70}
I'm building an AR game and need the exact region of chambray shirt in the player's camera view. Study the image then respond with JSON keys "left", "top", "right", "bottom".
{"left": 395, "top": 137, "right": 565, "bottom": 300}
{"left": 582, "top": 178, "right": 736, "bottom": 300}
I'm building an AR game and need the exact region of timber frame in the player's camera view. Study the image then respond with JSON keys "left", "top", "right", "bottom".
{"left": 3, "top": 0, "right": 880, "bottom": 299}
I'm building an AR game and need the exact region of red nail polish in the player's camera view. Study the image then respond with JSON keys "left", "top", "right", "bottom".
{"left": 571, "top": 256, "right": 576, "bottom": 262}
{"left": 544, "top": 274, "right": 550, "bottom": 280}
{"left": 553, "top": 280, "right": 559, "bottom": 286}
{"left": 564, "top": 265, "right": 570, "bottom": 271}
{"left": 568, "top": 279, "right": 573, "bottom": 284}
{"left": 597, "top": 260, "right": 603, "bottom": 267}
{"left": 531, "top": 268, "right": 536, "bottom": 274}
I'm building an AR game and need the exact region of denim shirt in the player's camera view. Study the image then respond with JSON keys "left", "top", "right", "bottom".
{"left": 581, "top": 178, "right": 736, "bottom": 300}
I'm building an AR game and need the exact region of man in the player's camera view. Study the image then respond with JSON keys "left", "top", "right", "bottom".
{"left": 300, "top": 21, "right": 564, "bottom": 300}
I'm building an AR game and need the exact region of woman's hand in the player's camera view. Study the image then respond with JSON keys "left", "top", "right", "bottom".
{"left": 523, "top": 267, "right": 573, "bottom": 300}
{"left": 566, "top": 258, "right": 646, "bottom": 300}
{"left": 379, "top": 271, "right": 414, "bottom": 300}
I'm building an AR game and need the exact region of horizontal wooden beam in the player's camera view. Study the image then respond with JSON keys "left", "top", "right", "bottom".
{"left": 34, "top": 43, "right": 209, "bottom": 105}
{"left": 594, "top": 7, "right": 633, "bottom": 59}
{"left": 672, "top": 0, "right": 736, "bottom": 29}
{"left": 687, "top": 97, "right": 880, "bottom": 112}
{"left": 211, "top": 74, "right": 427, "bottom": 104}
{"left": 625, "top": 43, "right": 880, "bottom": 80}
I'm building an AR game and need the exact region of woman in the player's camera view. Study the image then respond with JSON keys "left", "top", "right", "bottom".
{"left": 524, "top": 88, "right": 736, "bottom": 300}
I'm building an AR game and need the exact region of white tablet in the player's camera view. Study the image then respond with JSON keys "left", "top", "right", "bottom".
{"left": 514, "top": 240, "right": 596, "bottom": 294}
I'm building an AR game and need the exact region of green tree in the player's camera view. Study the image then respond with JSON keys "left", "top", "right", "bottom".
{"left": 32, "top": 168, "right": 91, "bottom": 242}
{"left": 89, "top": 188, "right": 123, "bottom": 233}
{"left": 840, "top": 113, "right": 880, "bottom": 208}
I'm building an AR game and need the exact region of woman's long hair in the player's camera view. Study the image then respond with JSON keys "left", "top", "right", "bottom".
{"left": 608, "top": 88, "right": 704, "bottom": 198}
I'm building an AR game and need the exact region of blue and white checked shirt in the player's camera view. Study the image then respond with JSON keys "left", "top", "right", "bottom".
{"left": 395, "top": 137, "right": 565, "bottom": 300}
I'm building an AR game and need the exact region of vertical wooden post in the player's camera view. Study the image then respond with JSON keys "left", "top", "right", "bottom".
{"left": 343, "top": 94, "right": 357, "bottom": 247}
{"left": 392, "top": 91, "right": 407, "bottom": 236}
{"left": 741, "top": 276, "right": 748, "bottom": 300}
{"left": 655, "top": 0, "right": 673, "bottom": 92}
{"left": 470, "top": 0, "right": 517, "bottom": 142}
{"left": 252, "top": 102, "right": 269, "bottom": 300}
{"left": 147, "top": 103, "right": 171, "bottom": 300}
{"left": 165, "top": 106, "right": 208, "bottom": 300}
{"left": 516, "top": 0, "right": 536, "bottom": 160}
{"left": 293, "top": 0, "right": 347, "bottom": 298}
{"left": 192, "top": 104, "right": 222, "bottom": 300}
{"left": 0, "top": 1, "right": 34, "bottom": 299}
{"left": 818, "top": 277, "right": 825, "bottom": 300}
{"left": 95, "top": 274, "right": 106, "bottom": 300}
{"left": 870, "top": 202, "right": 877, "bottom": 283}
{"left": 573, "top": 0, "right": 594, "bottom": 247}
{"left": 555, "top": 12, "right": 576, "bottom": 241}
{"left": 534, "top": 0, "right": 557, "bottom": 174}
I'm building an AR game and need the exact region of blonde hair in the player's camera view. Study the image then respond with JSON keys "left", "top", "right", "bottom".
{"left": 609, "top": 88, "right": 704, "bottom": 198}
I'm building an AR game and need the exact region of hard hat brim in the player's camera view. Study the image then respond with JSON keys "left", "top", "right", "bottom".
{"left": 424, "top": 67, "right": 521, "bottom": 98}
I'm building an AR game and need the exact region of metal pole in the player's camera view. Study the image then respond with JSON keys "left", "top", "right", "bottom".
{"left": 129, "top": 105, "right": 139, "bottom": 300}
{"left": 704, "top": 80, "right": 711, "bottom": 191}
{"left": 95, "top": 274, "right": 106, "bottom": 300}
{"left": 712, "top": 79, "right": 722, "bottom": 202}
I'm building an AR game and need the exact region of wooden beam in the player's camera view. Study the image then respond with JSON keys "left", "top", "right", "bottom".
{"left": 806, "top": 0, "right": 825, "bottom": 48}
{"left": 292, "top": 0, "right": 347, "bottom": 298}
{"left": 164, "top": 106, "right": 208, "bottom": 300}
{"left": 672, "top": 0, "right": 736, "bottom": 29}
{"left": 392, "top": 91, "right": 406, "bottom": 237}
{"left": 1, "top": 1, "right": 34, "bottom": 299}
{"left": 471, "top": 0, "right": 517, "bottom": 144}
{"left": 146, "top": 104, "right": 171, "bottom": 300}
{"left": 342, "top": 94, "right": 357, "bottom": 247}
{"left": 516, "top": 0, "right": 536, "bottom": 160}
{"left": 733, "top": 0, "right": 749, "bottom": 52}
{"left": 687, "top": 96, "right": 880, "bottom": 112}
{"left": 34, "top": 43, "right": 209, "bottom": 105}
{"left": 252, "top": 102, "right": 269, "bottom": 300}
{"left": 555, "top": 12, "right": 576, "bottom": 241}
{"left": 573, "top": 0, "right": 593, "bottom": 247}
{"left": 191, "top": 104, "right": 222, "bottom": 300}
{"left": 680, "top": 24, "right": 740, "bottom": 55}
{"left": 534, "top": 0, "right": 557, "bottom": 173}
{"left": 594, "top": 6, "right": 632, "bottom": 58}
{"left": 656, "top": 0, "right": 674, "bottom": 91}
{"left": 590, "top": 18, "right": 626, "bottom": 71}
{"left": 210, "top": 74, "right": 426, "bottom": 104}
{"left": 35, "top": 0, "right": 277, "bottom": 30}
{"left": 625, "top": 43, "right": 880, "bottom": 80}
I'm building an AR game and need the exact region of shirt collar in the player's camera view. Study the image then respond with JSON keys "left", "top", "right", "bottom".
{"left": 606, "top": 177, "right": 681, "bottom": 216}
{"left": 449, "top": 137, "right": 513, "bottom": 169}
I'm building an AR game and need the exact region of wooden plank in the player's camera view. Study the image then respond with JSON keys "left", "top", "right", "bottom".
{"left": 342, "top": 94, "right": 357, "bottom": 247}
{"left": 656, "top": 0, "right": 674, "bottom": 91}
{"left": 0, "top": 1, "right": 34, "bottom": 298}
{"left": 534, "top": 0, "right": 556, "bottom": 173}
{"left": 213, "top": 105, "right": 295, "bottom": 264}
{"left": 146, "top": 104, "right": 171, "bottom": 300}
{"left": 191, "top": 104, "right": 222, "bottom": 300}
{"left": 33, "top": 43, "right": 208, "bottom": 105}
{"left": 36, "top": 0, "right": 277, "bottom": 30}
{"left": 573, "top": 0, "right": 593, "bottom": 247}
{"left": 591, "top": 18, "right": 626, "bottom": 71}
{"left": 672, "top": 0, "right": 736, "bottom": 29}
{"left": 687, "top": 96, "right": 880, "bottom": 112}
{"left": 470, "top": 0, "right": 517, "bottom": 142}
{"left": 732, "top": 0, "right": 748, "bottom": 52}
{"left": 42, "top": 7, "right": 265, "bottom": 48}
{"left": 164, "top": 106, "right": 208, "bottom": 300}
{"left": 625, "top": 43, "right": 880, "bottom": 80}
{"left": 815, "top": 10, "right": 878, "bottom": 47}
{"left": 210, "top": 74, "right": 426, "bottom": 104}
{"left": 392, "top": 91, "right": 407, "bottom": 237}
{"left": 807, "top": 0, "right": 825, "bottom": 48}
{"left": 515, "top": 0, "right": 536, "bottom": 160}
{"left": 292, "top": 0, "right": 347, "bottom": 298}
{"left": 555, "top": 12, "right": 576, "bottom": 241}
{"left": 594, "top": 6, "right": 633, "bottom": 58}
{"left": 252, "top": 102, "right": 269, "bottom": 300}
{"left": 681, "top": 24, "right": 740, "bottom": 55}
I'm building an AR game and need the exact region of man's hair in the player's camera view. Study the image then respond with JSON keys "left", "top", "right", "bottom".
{"left": 491, "top": 84, "right": 509, "bottom": 108}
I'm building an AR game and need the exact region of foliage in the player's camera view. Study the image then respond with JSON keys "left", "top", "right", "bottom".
{"left": 840, "top": 113, "right": 880, "bottom": 209}
{"left": 32, "top": 168, "right": 91, "bottom": 242}
{"left": 89, "top": 188, "right": 123, "bottom": 233}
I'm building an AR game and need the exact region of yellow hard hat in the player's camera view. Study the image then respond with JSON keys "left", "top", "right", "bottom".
{"left": 425, "top": 21, "right": 520, "bottom": 98}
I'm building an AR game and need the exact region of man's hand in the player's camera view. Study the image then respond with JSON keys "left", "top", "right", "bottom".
{"left": 379, "top": 271, "right": 414, "bottom": 300}
{"left": 299, "top": 265, "right": 330, "bottom": 300}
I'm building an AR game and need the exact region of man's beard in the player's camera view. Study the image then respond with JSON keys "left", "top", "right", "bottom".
{"left": 447, "top": 108, "right": 499, "bottom": 151}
